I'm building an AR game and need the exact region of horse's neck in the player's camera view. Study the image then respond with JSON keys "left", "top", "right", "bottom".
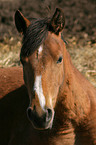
{"left": 61, "top": 47, "right": 91, "bottom": 118}
{"left": 62, "top": 47, "right": 96, "bottom": 121}
{"left": 55, "top": 47, "right": 96, "bottom": 144}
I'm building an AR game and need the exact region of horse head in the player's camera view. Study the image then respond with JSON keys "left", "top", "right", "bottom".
{"left": 15, "top": 8, "right": 65, "bottom": 130}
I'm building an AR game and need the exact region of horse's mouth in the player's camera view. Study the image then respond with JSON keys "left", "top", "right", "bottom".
{"left": 32, "top": 118, "right": 53, "bottom": 130}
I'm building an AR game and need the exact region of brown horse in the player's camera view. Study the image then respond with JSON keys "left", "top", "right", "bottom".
{"left": 0, "top": 8, "right": 96, "bottom": 145}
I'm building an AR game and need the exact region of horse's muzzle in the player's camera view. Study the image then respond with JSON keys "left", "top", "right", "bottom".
{"left": 27, "top": 107, "right": 54, "bottom": 130}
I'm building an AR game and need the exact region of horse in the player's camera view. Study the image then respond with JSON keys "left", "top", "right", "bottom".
{"left": 0, "top": 8, "right": 96, "bottom": 145}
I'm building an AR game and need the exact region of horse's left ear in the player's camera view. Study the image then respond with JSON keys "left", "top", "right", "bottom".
{"left": 15, "top": 10, "right": 31, "bottom": 35}
{"left": 49, "top": 8, "right": 65, "bottom": 35}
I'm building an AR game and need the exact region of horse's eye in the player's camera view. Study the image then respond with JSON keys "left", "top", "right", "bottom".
{"left": 57, "top": 56, "right": 63, "bottom": 64}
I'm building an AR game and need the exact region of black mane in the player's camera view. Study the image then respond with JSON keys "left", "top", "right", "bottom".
{"left": 21, "top": 18, "right": 49, "bottom": 57}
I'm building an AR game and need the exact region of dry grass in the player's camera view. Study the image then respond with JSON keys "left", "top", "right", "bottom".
{"left": 68, "top": 43, "right": 96, "bottom": 87}
{"left": 0, "top": 36, "right": 96, "bottom": 87}
{"left": 0, "top": 37, "right": 21, "bottom": 67}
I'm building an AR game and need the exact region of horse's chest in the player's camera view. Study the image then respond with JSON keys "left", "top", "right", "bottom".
{"left": 48, "top": 132, "right": 75, "bottom": 145}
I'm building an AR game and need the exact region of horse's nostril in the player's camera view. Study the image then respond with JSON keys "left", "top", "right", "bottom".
{"left": 27, "top": 107, "right": 32, "bottom": 120}
{"left": 47, "top": 108, "right": 52, "bottom": 116}
{"left": 46, "top": 108, "right": 52, "bottom": 122}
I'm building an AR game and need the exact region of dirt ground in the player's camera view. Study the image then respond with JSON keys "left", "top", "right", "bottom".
{"left": 0, "top": 0, "right": 96, "bottom": 87}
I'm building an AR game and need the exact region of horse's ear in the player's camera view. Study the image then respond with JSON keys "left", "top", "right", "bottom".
{"left": 49, "top": 8, "right": 65, "bottom": 35}
{"left": 15, "top": 10, "right": 31, "bottom": 35}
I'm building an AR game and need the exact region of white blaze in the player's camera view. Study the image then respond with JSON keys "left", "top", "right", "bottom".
{"left": 34, "top": 75, "right": 45, "bottom": 110}
{"left": 38, "top": 45, "right": 43, "bottom": 55}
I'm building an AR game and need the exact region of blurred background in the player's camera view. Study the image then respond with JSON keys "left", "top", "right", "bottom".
{"left": 0, "top": 0, "right": 96, "bottom": 87}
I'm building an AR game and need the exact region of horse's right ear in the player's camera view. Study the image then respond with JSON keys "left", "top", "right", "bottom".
{"left": 49, "top": 8, "right": 65, "bottom": 35}
{"left": 15, "top": 10, "right": 31, "bottom": 35}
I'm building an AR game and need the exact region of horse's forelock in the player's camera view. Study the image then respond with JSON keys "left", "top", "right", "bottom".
{"left": 21, "top": 18, "right": 49, "bottom": 57}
